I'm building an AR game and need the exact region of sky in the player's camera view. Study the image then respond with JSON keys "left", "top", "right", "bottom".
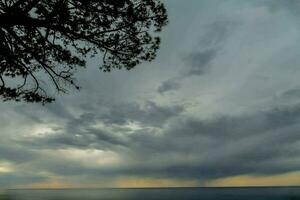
{"left": 1, "top": 0, "right": 300, "bottom": 188}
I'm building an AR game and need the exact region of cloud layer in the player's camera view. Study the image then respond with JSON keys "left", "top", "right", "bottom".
{"left": 1, "top": 0, "right": 300, "bottom": 188}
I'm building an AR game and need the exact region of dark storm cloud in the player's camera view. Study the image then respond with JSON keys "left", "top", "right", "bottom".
{"left": 187, "top": 19, "right": 235, "bottom": 65}
{"left": 0, "top": 144, "right": 36, "bottom": 163}
{"left": 165, "top": 105, "right": 300, "bottom": 139}
{"left": 92, "top": 101, "right": 184, "bottom": 127}
{"left": 158, "top": 78, "right": 181, "bottom": 94}
{"left": 117, "top": 104, "right": 300, "bottom": 179}
{"left": 156, "top": 49, "right": 217, "bottom": 94}
{"left": 54, "top": 100, "right": 183, "bottom": 129}
{"left": 184, "top": 49, "right": 217, "bottom": 76}
{"left": 183, "top": 20, "right": 238, "bottom": 75}
{"left": 18, "top": 103, "right": 300, "bottom": 180}
{"left": 19, "top": 101, "right": 183, "bottom": 150}
{"left": 199, "top": 20, "right": 238, "bottom": 47}
{"left": 20, "top": 126, "right": 125, "bottom": 150}
{"left": 280, "top": 87, "right": 300, "bottom": 99}
{"left": 13, "top": 99, "right": 300, "bottom": 180}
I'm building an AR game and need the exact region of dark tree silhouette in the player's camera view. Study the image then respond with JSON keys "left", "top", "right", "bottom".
{"left": 0, "top": 0, "right": 168, "bottom": 103}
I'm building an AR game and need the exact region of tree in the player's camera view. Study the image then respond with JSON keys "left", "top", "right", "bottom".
{"left": 0, "top": 0, "right": 168, "bottom": 103}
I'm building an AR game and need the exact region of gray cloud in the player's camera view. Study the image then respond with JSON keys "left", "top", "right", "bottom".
{"left": 259, "top": 0, "right": 300, "bottom": 14}
{"left": 117, "top": 104, "right": 300, "bottom": 179}
{"left": 95, "top": 101, "right": 184, "bottom": 127}
{"left": 18, "top": 101, "right": 183, "bottom": 151}
{"left": 0, "top": 145, "right": 36, "bottom": 164}
{"left": 13, "top": 104, "right": 300, "bottom": 181}
{"left": 157, "top": 49, "right": 217, "bottom": 94}
{"left": 184, "top": 49, "right": 217, "bottom": 76}
{"left": 158, "top": 78, "right": 181, "bottom": 94}
{"left": 0, "top": 174, "right": 46, "bottom": 188}
{"left": 156, "top": 19, "right": 237, "bottom": 94}
{"left": 280, "top": 87, "right": 300, "bottom": 100}
{"left": 198, "top": 20, "right": 238, "bottom": 47}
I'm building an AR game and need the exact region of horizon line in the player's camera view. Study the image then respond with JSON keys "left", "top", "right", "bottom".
{"left": 6, "top": 185, "right": 300, "bottom": 190}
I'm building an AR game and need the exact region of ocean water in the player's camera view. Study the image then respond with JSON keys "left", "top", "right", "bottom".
{"left": 0, "top": 187, "right": 300, "bottom": 200}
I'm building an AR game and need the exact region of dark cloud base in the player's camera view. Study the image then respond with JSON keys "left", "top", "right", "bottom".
{"left": 3, "top": 102, "right": 298, "bottom": 185}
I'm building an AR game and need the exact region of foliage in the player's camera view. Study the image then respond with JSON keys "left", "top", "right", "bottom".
{"left": 0, "top": 0, "right": 168, "bottom": 103}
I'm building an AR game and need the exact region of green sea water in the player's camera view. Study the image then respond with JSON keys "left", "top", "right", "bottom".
{"left": 0, "top": 187, "right": 300, "bottom": 200}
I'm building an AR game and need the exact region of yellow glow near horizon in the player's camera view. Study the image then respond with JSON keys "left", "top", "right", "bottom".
{"left": 21, "top": 178, "right": 200, "bottom": 189}
{"left": 0, "top": 167, "right": 13, "bottom": 173}
{"left": 15, "top": 172, "right": 300, "bottom": 189}
{"left": 114, "top": 177, "right": 200, "bottom": 188}
{"left": 0, "top": 162, "right": 15, "bottom": 173}
{"left": 23, "top": 181, "right": 83, "bottom": 189}
{"left": 206, "top": 171, "right": 300, "bottom": 187}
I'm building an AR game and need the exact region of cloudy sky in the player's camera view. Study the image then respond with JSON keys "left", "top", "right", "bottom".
{"left": 1, "top": 0, "right": 300, "bottom": 188}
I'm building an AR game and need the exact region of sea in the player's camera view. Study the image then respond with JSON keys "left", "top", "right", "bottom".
{"left": 0, "top": 187, "right": 300, "bottom": 200}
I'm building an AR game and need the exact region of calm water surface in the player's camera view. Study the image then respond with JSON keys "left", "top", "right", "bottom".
{"left": 1, "top": 187, "right": 300, "bottom": 200}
